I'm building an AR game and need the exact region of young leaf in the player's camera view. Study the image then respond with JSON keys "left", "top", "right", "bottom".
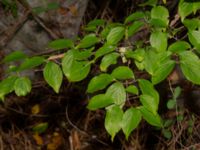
{"left": 87, "top": 94, "right": 113, "bottom": 110}
{"left": 126, "top": 85, "right": 138, "bottom": 95}
{"left": 105, "top": 105, "right": 123, "bottom": 141}
{"left": 14, "top": 77, "right": 31, "bottom": 96}
{"left": 151, "top": 6, "right": 169, "bottom": 27}
{"left": 87, "top": 74, "right": 114, "bottom": 93}
{"left": 106, "top": 82, "right": 126, "bottom": 105}
{"left": 150, "top": 31, "right": 167, "bottom": 52}
{"left": 168, "top": 41, "right": 191, "bottom": 53}
{"left": 48, "top": 39, "right": 74, "bottom": 50}
{"left": 62, "top": 51, "right": 91, "bottom": 82}
{"left": 138, "top": 79, "right": 159, "bottom": 105}
{"left": 124, "top": 11, "right": 145, "bottom": 24}
{"left": 127, "top": 21, "right": 144, "bottom": 37}
{"left": 188, "top": 30, "right": 200, "bottom": 51}
{"left": 2, "top": 51, "right": 27, "bottom": 63}
{"left": 140, "top": 94, "right": 158, "bottom": 115}
{"left": 76, "top": 34, "right": 99, "bottom": 49}
{"left": 179, "top": 51, "right": 200, "bottom": 84}
{"left": 0, "top": 76, "right": 18, "bottom": 100}
{"left": 122, "top": 108, "right": 142, "bottom": 140}
{"left": 151, "top": 60, "right": 175, "bottom": 84}
{"left": 174, "top": 86, "right": 181, "bottom": 99}
{"left": 107, "top": 27, "right": 125, "bottom": 45}
{"left": 18, "top": 56, "right": 45, "bottom": 71}
{"left": 43, "top": 61, "right": 63, "bottom": 93}
{"left": 95, "top": 44, "right": 116, "bottom": 59}
{"left": 167, "top": 99, "right": 176, "bottom": 109}
{"left": 139, "top": 106, "right": 163, "bottom": 127}
{"left": 111, "top": 66, "right": 134, "bottom": 80}
{"left": 100, "top": 53, "right": 120, "bottom": 72}
{"left": 32, "top": 122, "right": 48, "bottom": 134}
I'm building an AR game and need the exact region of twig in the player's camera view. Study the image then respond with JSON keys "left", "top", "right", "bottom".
{"left": 48, "top": 53, "right": 65, "bottom": 61}
{"left": 17, "top": 0, "right": 59, "bottom": 40}
{"left": 0, "top": 10, "right": 31, "bottom": 48}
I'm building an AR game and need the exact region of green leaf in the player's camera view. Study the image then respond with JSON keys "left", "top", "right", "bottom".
{"left": 87, "top": 94, "right": 113, "bottom": 110}
{"left": 122, "top": 107, "right": 141, "bottom": 140}
{"left": 167, "top": 99, "right": 176, "bottom": 109}
{"left": 0, "top": 76, "right": 18, "bottom": 100}
{"left": 162, "top": 129, "right": 172, "bottom": 139}
{"left": 150, "top": 31, "right": 167, "bottom": 52}
{"left": 32, "top": 122, "right": 48, "bottom": 134}
{"left": 188, "top": 30, "right": 200, "bottom": 51}
{"left": 107, "top": 27, "right": 125, "bottom": 45}
{"left": 150, "top": 19, "right": 168, "bottom": 28}
{"left": 124, "top": 11, "right": 145, "bottom": 24}
{"left": 14, "top": 77, "right": 31, "bottom": 96}
{"left": 140, "top": 94, "right": 158, "bottom": 115}
{"left": 18, "top": 56, "right": 45, "bottom": 71}
{"left": 151, "top": 60, "right": 175, "bottom": 84}
{"left": 178, "top": 1, "right": 200, "bottom": 21}
{"left": 76, "top": 34, "right": 99, "bottom": 49}
{"left": 183, "top": 19, "right": 200, "bottom": 30}
{"left": 179, "top": 51, "right": 200, "bottom": 84}
{"left": 100, "top": 23, "right": 123, "bottom": 39}
{"left": 125, "top": 48, "right": 145, "bottom": 62}
{"left": 151, "top": 6, "right": 169, "bottom": 27}
{"left": 144, "top": 50, "right": 174, "bottom": 84}
{"left": 105, "top": 105, "right": 123, "bottom": 141}
{"left": 139, "top": 0, "right": 158, "bottom": 7}
{"left": 127, "top": 21, "right": 144, "bottom": 37}
{"left": 178, "top": 1, "right": 193, "bottom": 21}
{"left": 174, "top": 86, "right": 181, "bottom": 99}
{"left": 111, "top": 66, "right": 134, "bottom": 80}
{"left": 43, "top": 62, "right": 63, "bottom": 93}
{"left": 100, "top": 53, "right": 120, "bottom": 72}
{"left": 138, "top": 79, "right": 159, "bottom": 105}
{"left": 87, "top": 19, "right": 105, "bottom": 27}
{"left": 168, "top": 41, "right": 191, "bottom": 53}
{"left": 139, "top": 106, "right": 163, "bottom": 127}
{"left": 48, "top": 39, "right": 74, "bottom": 50}
{"left": 95, "top": 44, "right": 116, "bottom": 59}
{"left": 2, "top": 51, "right": 27, "bottom": 63}
{"left": 62, "top": 51, "right": 91, "bottom": 82}
{"left": 126, "top": 85, "right": 139, "bottom": 95}
{"left": 87, "top": 74, "right": 114, "bottom": 93}
{"left": 106, "top": 82, "right": 126, "bottom": 105}
{"left": 71, "top": 48, "right": 93, "bottom": 60}
{"left": 46, "top": 2, "right": 59, "bottom": 10}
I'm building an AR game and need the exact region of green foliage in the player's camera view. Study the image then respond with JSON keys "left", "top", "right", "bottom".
{"left": 14, "top": 77, "right": 32, "bottom": 96}
{"left": 43, "top": 62, "right": 63, "bottom": 93}
{"left": 48, "top": 39, "right": 74, "bottom": 50}
{"left": 105, "top": 105, "right": 123, "bottom": 141}
{"left": 32, "top": 122, "right": 49, "bottom": 134}
{"left": 122, "top": 108, "right": 141, "bottom": 140}
{"left": 2, "top": 1, "right": 200, "bottom": 141}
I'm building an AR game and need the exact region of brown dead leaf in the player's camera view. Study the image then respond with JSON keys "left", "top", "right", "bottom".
{"left": 31, "top": 104, "right": 40, "bottom": 115}
{"left": 33, "top": 133, "right": 43, "bottom": 146}
{"left": 69, "top": 5, "right": 78, "bottom": 16}
{"left": 47, "top": 132, "right": 62, "bottom": 150}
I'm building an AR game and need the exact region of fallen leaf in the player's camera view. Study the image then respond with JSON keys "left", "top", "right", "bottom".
{"left": 33, "top": 133, "right": 43, "bottom": 146}
{"left": 31, "top": 104, "right": 40, "bottom": 114}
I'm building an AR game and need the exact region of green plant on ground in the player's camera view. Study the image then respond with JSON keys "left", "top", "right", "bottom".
{"left": 1, "top": 0, "right": 200, "bottom": 140}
